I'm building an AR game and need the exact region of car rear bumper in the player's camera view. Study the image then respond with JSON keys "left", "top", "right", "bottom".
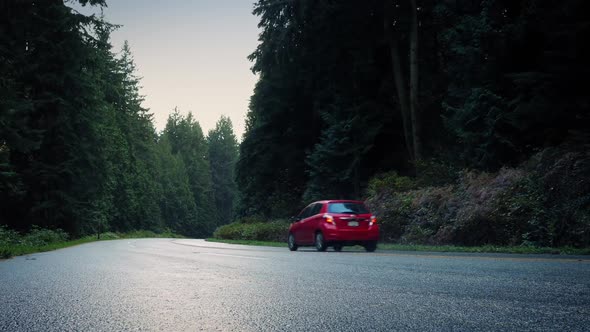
{"left": 324, "top": 226, "right": 379, "bottom": 242}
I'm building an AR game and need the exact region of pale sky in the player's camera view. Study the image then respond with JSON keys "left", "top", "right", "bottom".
{"left": 70, "top": 0, "right": 260, "bottom": 139}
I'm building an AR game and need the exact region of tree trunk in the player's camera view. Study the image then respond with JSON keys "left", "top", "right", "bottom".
{"left": 384, "top": 0, "right": 414, "bottom": 161}
{"left": 409, "top": 0, "right": 422, "bottom": 161}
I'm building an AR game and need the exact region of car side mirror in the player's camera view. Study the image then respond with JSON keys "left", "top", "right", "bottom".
{"left": 290, "top": 216, "right": 301, "bottom": 223}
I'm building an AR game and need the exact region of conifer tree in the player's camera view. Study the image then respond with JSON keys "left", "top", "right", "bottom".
{"left": 207, "top": 116, "right": 239, "bottom": 226}
{"left": 163, "top": 110, "right": 217, "bottom": 236}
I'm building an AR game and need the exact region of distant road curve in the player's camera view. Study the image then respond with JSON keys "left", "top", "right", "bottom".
{"left": 1, "top": 239, "right": 588, "bottom": 331}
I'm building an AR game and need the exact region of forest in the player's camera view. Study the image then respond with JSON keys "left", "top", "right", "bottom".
{"left": 236, "top": 0, "right": 589, "bottom": 247}
{"left": 1, "top": 0, "right": 589, "bottom": 248}
{"left": 1, "top": 0, "right": 239, "bottom": 238}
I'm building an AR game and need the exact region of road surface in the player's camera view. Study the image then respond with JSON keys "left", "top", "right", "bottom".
{"left": 1, "top": 239, "right": 589, "bottom": 331}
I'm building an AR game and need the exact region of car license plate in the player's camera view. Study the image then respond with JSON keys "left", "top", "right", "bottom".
{"left": 348, "top": 221, "right": 359, "bottom": 227}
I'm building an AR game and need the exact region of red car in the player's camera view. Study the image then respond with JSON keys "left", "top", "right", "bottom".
{"left": 287, "top": 200, "right": 379, "bottom": 252}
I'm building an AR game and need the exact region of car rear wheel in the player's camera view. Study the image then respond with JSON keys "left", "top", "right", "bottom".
{"left": 288, "top": 233, "right": 298, "bottom": 251}
{"left": 364, "top": 241, "right": 377, "bottom": 252}
{"left": 333, "top": 244, "right": 343, "bottom": 252}
{"left": 315, "top": 232, "right": 327, "bottom": 252}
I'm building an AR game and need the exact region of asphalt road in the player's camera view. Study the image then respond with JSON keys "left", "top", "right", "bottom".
{"left": 1, "top": 239, "right": 589, "bottom": 331}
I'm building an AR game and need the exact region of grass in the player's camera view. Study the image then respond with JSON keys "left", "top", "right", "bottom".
{"left": 377, "top": 243, "right": 590, "bottom": 255}
{"left": 4, "top": 232, "right": 587, "bottom": 259}
{"left": 0, "top": 236, "right": 97, "bottom": 259}
{"left": 0, "top": 231, "right": 184, "bottom": 259}
{"left": 206, "top": 238, "right": 590, "bottom": 255}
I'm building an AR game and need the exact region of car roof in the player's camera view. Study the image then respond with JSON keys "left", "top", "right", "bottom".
{"left": 312, "top": 200, "right": 365, "bottom": 205}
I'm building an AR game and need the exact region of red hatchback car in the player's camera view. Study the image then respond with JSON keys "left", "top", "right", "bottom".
{"left": 288, "top": 200, "right": 379, "bottom": 252}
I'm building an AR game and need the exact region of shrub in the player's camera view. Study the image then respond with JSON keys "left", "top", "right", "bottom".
{"left": 22, "top": 226, "right": 69, "bottom": 247}
{"left": 400, "top": 224, "right": 435, "bottom": 245}
{"left": 213, "top": 220, "right": 290, "bottom": 242}
{"left": 0, "top": 248, "right": 12, "bottom": 259}
{"left": 367, "top": 164, "right": 551, "bottom": 246}
{"left": 366, "top": 171, "right": 416, "bottom": 197}
{"left": 99, "top": 232, "right": 120, "bottom": 240}
{"left": 368, "top": 192, "right": 415, "bottom": 242}
{"left": 213, "top": 223, "right": 243, "bottom": 240}
{"left": 415, "top": 158, "right": 459, "bottom": 187}
{"left": 495, "top": 174, "right": 547, "bottom": 246}
{"left": 449, "top": 168, "right": 526, "bottom": 245}
{"left": 534, "top": 148, "right": 590, "bottom": 247}
{"left": 366, "top": 145, "right": 590, "bottom": 248}
{"left": 0, "top": 225, "right": 21, "bottom": 245}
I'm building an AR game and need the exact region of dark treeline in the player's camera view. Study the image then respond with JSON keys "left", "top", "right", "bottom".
{"left": 2, "top": 0, "right": 588, "bottom": 241}
{"left": 237, "top": 0, "right": 590, "bottom": 218}
{"left": 0, "top": 1, "right": 239, "bottom": 237}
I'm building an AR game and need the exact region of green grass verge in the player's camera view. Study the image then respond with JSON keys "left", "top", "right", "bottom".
{"left": 377, "top": 243, "right": 590, "bottom": 255}
{"left": 0, "top": 236, "right": 96, "bottom": 259}
{"left": 0, "top": 231, "right": 184, "bottom": 259}
{"left": 206, "top": 238, "right": 590, "bottom": 255}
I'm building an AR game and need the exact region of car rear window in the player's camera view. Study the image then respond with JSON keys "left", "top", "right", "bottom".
{"left": 311, "top": 203, "right": 323, "bottom": 215}
{"left": 327, "top": 202, "right": 369, "bottom": 214}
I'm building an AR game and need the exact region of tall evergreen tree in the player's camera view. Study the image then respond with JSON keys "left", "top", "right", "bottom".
{"left": 438, "top": 0, "right": 590, "bottom": 169}
{"left": 239, "top": 0, "right": 407, "bottom": 215}
{"left": 154, "top": 135, "right": 197, "bottom": 235}
{"left": 207, "top": 116, "right": 239, "bottom": 226}
{"left": 163, "top": 110, "right": 217, "bottom": 236}
{"left": 0, "top": 1, "right": 169, "bottom": 235}
{"left": 237, "top": 0, "right": 323, "bottom": 217}
{"left": 303, "top": 1, "right": 390, "bottom": 201}
{"left": 0, "top": 0, "right": 112, "bottom": 234}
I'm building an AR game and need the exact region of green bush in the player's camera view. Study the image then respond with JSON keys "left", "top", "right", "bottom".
{"left": 213, "top": 223, "right": 242, "bottom": 240}
{"left": 0, "top": 226, "right": 186, "bottom": 259}
{"left": 99, "top": 232, "right": 120, "bottom": 240}
{"left": 365, "top": 146, "right": 590, "bottom": 248}
{"left": 400, "top": 224, "right": 435, "bottom": 245}
{"left": 448, "top": 168, "right": 525, "bottom": 245}
{"left": 532, "top": 148, "right": 590, "bottom": 247}
{"left": 415, "top": 158, "right": 459, "bottom": 187}
{"left": 214, "top": 220, "right": 290, "bottom": 242}
{"left": 22, "top": 226, "right": 69, "bottom": 247}
{"left": 366, "top": 171, "right": 416, "bottom": 197}
{"left": 0, "top": 248, "right": 12, "bottom": 259}
{"left": 495, "top": 175, "right": 547, "bottom": 246}
{"left": 0, "top": 225, "right": 21, "bottom": 245}
{"left": 367, "top": 192, "right": 414, "bottom": 242}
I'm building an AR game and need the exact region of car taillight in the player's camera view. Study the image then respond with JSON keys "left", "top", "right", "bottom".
{"left": 323, "top": 213, "right": 334, "bottom": 224}
{"left": 370, "top": 215, "right": 377, "bottom": 226}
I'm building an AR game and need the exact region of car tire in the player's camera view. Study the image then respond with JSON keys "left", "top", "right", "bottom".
{"left": 315, "top": 232, "right": 327, "bottom": 252}
{"left": 333, "top": 244, "right": 343, "bottom": 252}
{"left": 364, "top": 241, "right": 377, "bottom": 252}
{"left": 288, "top": 233, "right": 298, "bottom": 251}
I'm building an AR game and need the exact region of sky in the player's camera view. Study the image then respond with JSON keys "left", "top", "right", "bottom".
{"left": 70, "top": 0, "right": 260, "bottom": 139}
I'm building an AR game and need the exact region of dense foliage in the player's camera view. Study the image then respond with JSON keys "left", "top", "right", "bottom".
{"left": 366, "top": 145, "right": 590, "bottom": 247}
{"left": 207, "top": 116, "right": 239, "bottom": 225}
{"left": 0, "top": 1, "right": 238, "bottom": 237}
{"left": 1, "top": 1, "right": 588, "bottom": 247}
{"left": 213, "top": 219, "right": 289, "bottom": 243}
{"left": 237, "top": 0, "right": 590, "bottom": 223}
{"left": 0, "top": 225, "right": 182, "bottom": 258}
